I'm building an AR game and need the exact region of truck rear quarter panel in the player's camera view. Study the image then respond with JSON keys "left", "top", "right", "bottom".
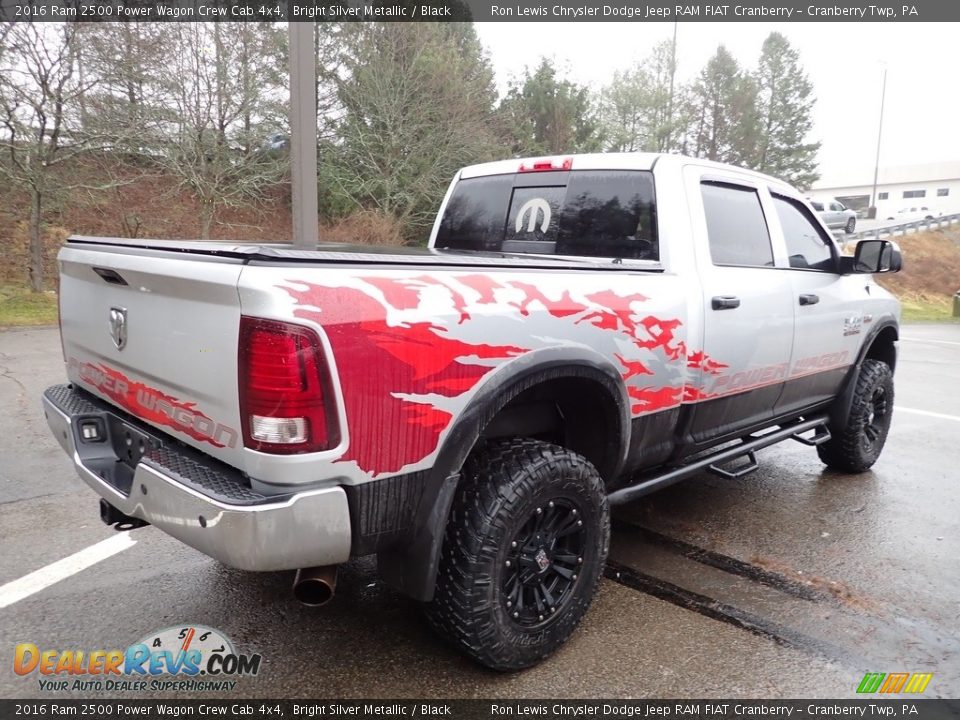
{"left": 238, "top": 266, "right": 709, "bottom": 490}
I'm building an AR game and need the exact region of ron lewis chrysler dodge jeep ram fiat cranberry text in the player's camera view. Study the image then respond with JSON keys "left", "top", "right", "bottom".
{"left": 43, "top": 153, "right": 901, "bottom": 670}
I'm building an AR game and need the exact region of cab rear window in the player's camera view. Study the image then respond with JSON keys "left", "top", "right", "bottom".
{"left": 435, "top": 170, "right": 658, "bottom": 261}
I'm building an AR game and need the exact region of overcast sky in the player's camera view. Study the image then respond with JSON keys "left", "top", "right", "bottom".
{"left": 474, "top": 22, "right": 960, "bottom": 185}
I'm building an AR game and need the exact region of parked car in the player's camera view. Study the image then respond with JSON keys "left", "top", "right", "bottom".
{"left": 810, "top": 198, "right": 858, "bottom": 234}
{"left": 886, "top": 207, "right": 939, "bottom": 222}
{"left": 44, "top": 153, "right": 902, "bottom": 671}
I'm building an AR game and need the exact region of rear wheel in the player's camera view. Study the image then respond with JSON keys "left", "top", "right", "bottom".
{"left": 845, "top": 217, "right": 856, "bottom": 234}
{"left": 425, "top": 438, "right": 609, "bottom": 671}
{"left": 818, "top": 359, "right": 894, "bottom": 472}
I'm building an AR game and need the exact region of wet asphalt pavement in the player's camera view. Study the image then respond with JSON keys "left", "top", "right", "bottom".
{"left": 1, "top": 325, "right": 957, "bottom": 699}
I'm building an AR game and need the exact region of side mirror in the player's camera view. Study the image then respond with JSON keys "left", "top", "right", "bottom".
{"left": 841, "top": 239, "right": 903, "bottom": 274}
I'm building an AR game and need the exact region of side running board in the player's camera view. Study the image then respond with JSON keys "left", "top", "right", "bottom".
{"left": 607, "top": 416, "right": 830, "bottom": 506}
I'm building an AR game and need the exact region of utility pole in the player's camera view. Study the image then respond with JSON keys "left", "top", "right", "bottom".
{"left": 289, "top": 22, "right": 318, "bottom": 249}
{"left": 869, "top": 66, "right": 887, "bottom": 219}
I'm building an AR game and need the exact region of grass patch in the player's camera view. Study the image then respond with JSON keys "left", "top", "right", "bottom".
{"left": 0, "top": 285, "right": 58, "bottom": 327}
{"left": 897, "top": 293, "right": 960, "bottom": 323}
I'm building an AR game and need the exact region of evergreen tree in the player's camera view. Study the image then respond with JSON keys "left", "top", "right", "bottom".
{"left": 325, "top": 23, "right": 501, "bottom": 240}
{"left": 599, "top": 40, "right": 683, "bottom": 153}
{"left": 686, "top": 46, "right": 757, "bottom": 166}
{"left": 499, "top": 58, "right": 601, "bottom": 156}
{"left": 599, "top": 68, "right": 647, "bottom": 153}
{"left": 753, "top": 32, "right": 820, "bottom": 188}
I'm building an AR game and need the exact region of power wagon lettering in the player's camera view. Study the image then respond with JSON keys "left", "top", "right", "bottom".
{"left": 69, "top": 358, "right": 238, "bottom": 448}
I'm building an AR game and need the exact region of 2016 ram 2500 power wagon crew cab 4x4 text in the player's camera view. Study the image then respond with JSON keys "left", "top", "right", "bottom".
{"left": 43, "top": 153, "right": 902, "bottom": 671}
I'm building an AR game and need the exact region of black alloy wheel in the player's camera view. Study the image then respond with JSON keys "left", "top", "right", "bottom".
{"left": 861, "top": 385, "right": 890, "bottom": 455}
{"left": 501, "top": 498, "right": 585, "bottom": 628}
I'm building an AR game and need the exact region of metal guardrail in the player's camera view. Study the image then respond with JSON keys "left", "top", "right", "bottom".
{"left": 843, "top": 213, "right": 960, "bottom": 244}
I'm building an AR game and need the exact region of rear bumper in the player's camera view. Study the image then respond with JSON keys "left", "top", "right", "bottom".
{"left": 42, "top": 384, "right": 351, "bottom": 571}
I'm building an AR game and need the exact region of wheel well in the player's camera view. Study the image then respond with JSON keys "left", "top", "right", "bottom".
{"left": 479, "top": 376, "right": 621, "bottom": 481}
{"left": 864, "top": 325, "right": 898, "bottom": 372}
{"left": 376, "top": 363, "right": 627, "bottom": 602}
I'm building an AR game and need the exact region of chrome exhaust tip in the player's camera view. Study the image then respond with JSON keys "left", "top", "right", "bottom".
{"left": 293, "top": 565, "right": 338, "bottom": 607}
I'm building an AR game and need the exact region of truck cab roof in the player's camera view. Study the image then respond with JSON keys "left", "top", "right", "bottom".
{"left": 458, "top": 152, "right": 791, "bottom": 190}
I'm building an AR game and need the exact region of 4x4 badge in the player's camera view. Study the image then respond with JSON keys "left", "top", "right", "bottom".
{"left": 109, "top": 306, "right": 127, "bottom": 350}
{"left": 843, "top": 313, "right": 863, "bottom": 337}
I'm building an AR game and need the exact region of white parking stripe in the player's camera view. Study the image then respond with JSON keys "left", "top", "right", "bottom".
{"left": 0, "top": 533, "right": 136, "bottom": 609}
{"left": 896, "top": 406, "right": 960, "bottom": 423}
{"left": 900, "top": 336, "right": 960, "bottom": 347}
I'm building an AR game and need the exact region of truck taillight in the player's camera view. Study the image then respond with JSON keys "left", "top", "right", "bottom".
{"left": 238, "top": 317, "right": 339, "bottom": 454}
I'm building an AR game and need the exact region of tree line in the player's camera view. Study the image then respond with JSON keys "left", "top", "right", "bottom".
{"left": 0, "top": 22, "right": 819, "bottom": 292}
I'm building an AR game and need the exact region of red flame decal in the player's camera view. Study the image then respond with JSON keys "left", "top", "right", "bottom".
{"left": 362, "top": 275, "right": 471, "bottom": 324}
{"left": 285, "top": 282, "right": 525, "bottom": 475}
{"left": 626, "top": 385, "right": 683, "bottom": 414}
{"left": 508, "top": 281, "right": 588, "bottom": 318}
{"left": 458, "top": 274, "right": 501, "bottom": 304}
{"left": 688, "top": 350, "right": 729, "bottom": 375}
{"left": 616, "top": 354, "right": 653, "bottom": 380}
{"left": 283, "top": 274, "right": 731, "bottom": 475}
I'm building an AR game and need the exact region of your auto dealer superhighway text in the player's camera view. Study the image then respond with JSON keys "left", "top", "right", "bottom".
{"left": 490, "top": 5, "right": 908, "bottom": 18}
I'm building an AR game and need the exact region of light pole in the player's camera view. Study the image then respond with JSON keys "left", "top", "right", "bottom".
{"left": 869, "top": 65, "right": 887, "bottom": 218}
{"left": 289, "top": 22, "right": 318, "bottom": 249}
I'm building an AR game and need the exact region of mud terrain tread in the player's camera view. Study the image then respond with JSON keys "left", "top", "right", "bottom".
{"left": 425, "top": 438, "right": 609, "bottom": 671}
{"left": 818, "top": 359, "right": 894, "bottom": 473}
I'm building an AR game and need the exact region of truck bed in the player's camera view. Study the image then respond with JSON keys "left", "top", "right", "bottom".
{"left": 67, "top": 235, "right": 664, "bottom": 271}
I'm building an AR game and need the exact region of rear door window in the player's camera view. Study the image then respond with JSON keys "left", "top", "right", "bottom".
{"left": 435, "top": 170, "right": 658, "bottom": 261}
{"left": 700, "top": 182, "right": 774, "bottom": 267}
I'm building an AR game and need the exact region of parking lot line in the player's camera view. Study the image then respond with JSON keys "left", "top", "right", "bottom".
{"left": 900, "top": 336, "right": 960, "bottom": 347}
{"left": 0, "top": 533, "right": 136, "bottom": 609}
{"left": 895, "top": 406, "right": 960, "bottom": 423}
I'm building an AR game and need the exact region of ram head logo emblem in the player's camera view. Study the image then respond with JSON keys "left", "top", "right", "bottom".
{"left": 109, "top": 307, "right": 128, "bottom": 350}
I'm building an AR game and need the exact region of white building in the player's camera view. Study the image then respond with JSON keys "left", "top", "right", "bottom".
{"left": 810, "top": 161, "right": 960, "bottom": 219}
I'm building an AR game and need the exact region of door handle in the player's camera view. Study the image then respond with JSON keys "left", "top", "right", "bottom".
{"left": 711, "top": 296, "right": 741, "bottom": 310}
{"left": 799, "top": 293, "right": 820, "bottom": 306}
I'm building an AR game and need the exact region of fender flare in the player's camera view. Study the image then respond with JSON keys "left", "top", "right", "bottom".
{"left": 377, "top": 347, "right": 631, "bottom": 601}
{"left": 829, "top": 318, "right": 899, "bottom": 431}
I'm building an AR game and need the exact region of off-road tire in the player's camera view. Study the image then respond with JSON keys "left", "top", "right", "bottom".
{"left": 845, "top": 217, "right": 856, "bottom": 234}
{"left": 818, "top": 359, "right": 894, "bottom": 472}
{"left": 425, "top": 438, "right": 610, "bottom": 671}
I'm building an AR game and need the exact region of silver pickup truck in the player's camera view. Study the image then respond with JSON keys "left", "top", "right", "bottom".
{"left": 43, "top": 153, "right": 902, "bottom": 671}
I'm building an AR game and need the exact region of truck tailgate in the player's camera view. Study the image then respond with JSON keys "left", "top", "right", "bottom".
{"left": 58, "top": 243, "right": 246, "bottom": 470}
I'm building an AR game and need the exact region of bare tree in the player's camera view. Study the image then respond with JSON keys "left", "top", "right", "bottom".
{"left": 77, "top": 22, "right": 169, "bottom": 148}
{"left": 0, "top": 23, "right": 136, "bottom": 291}
{"left": 152, "top": 23, "right": 287, "bottom": 239}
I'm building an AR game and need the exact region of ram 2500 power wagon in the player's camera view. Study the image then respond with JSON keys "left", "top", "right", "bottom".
{"left": 43, "top": 153, "right": 902, "bottom": 671}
